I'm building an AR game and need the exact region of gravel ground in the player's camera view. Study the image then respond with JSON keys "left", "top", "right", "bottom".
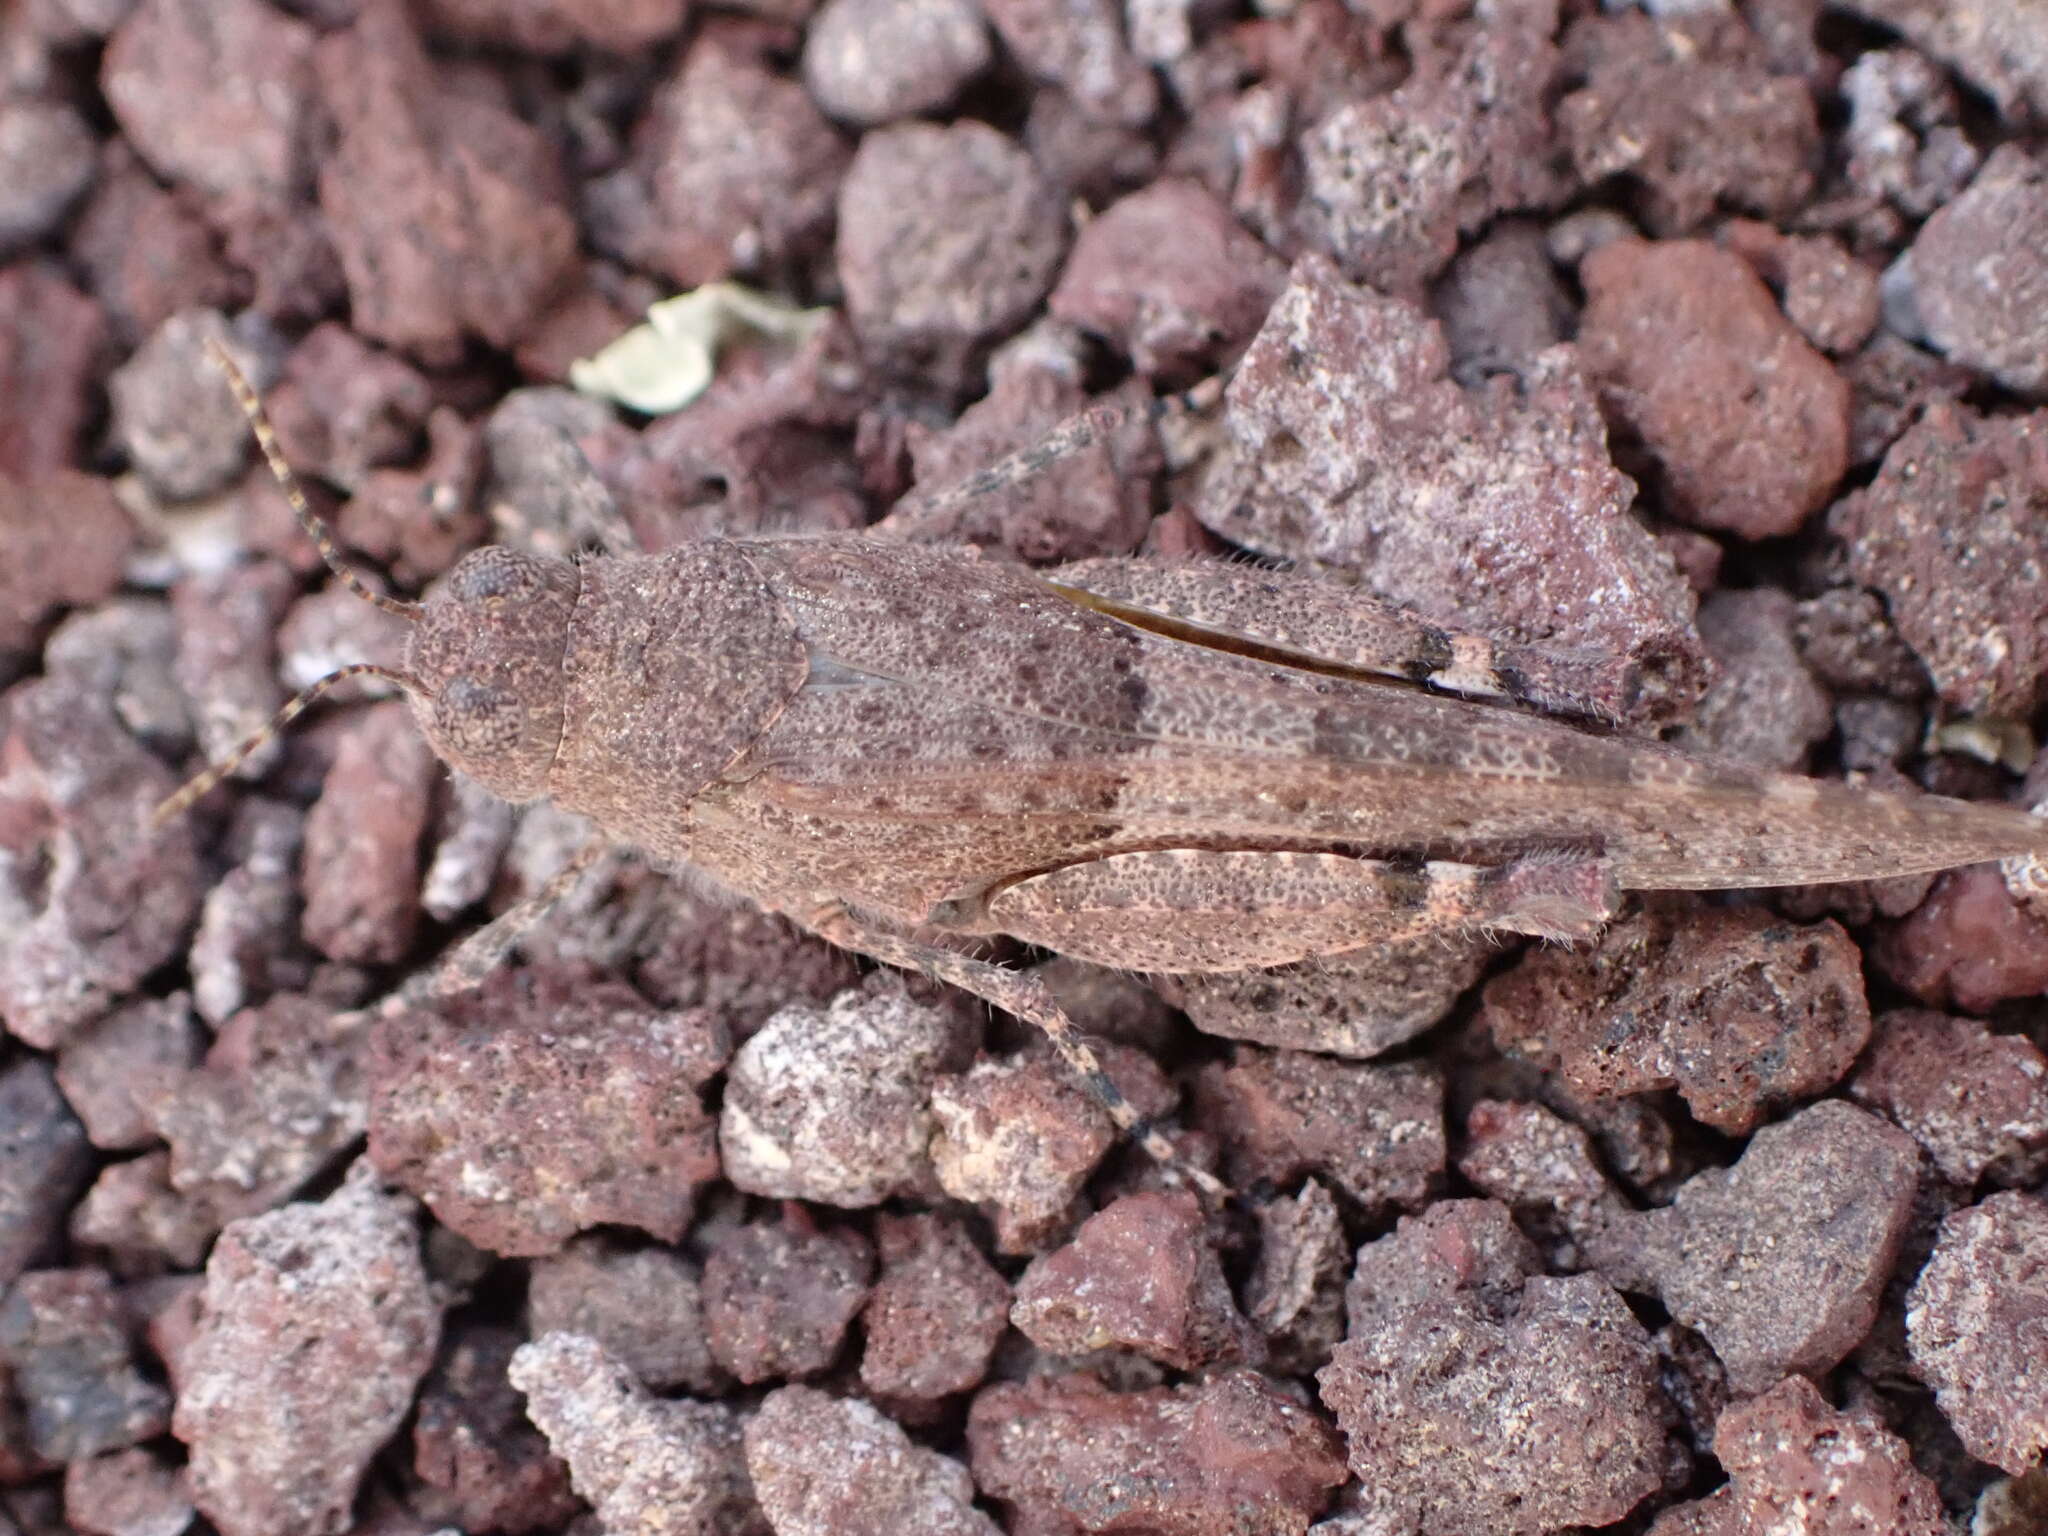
{"left": 3, "top": 1, "right": 2048, "bottom": 1534}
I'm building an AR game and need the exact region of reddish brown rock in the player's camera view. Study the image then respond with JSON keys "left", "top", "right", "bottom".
{"left": 1838, "top": 332, "right": 1974, "bottom": 469}
{"left": 889, "top": 349, "right": 1157, "bottom": 563}
{"left": 859, "top": 1212, "right": 1009, "bottom": 1403}
{"left": 801, "top": 0, "right": 990, "bottom": 126}
{"left": 330, "top": 408, "right": 486, "bottom": 586}
{"left": 1322, "top": 1211, "right": 1668, "bottom": 1536}
{"left": 1627, "top": 1101, "right": 1921, "bottom": 1394}
{"left": 67, "top": 143, "right": 239, "bottom": 349}
{"left": 263, "top": 323, "right": 432, "bottom": 495}
{"left": 1559, "top": 10, "right": 1816, "bottom": 235}
{"left": 1157, "top": 934, "right": 1490, "bottom": 1059}
{"left": 1192, "top": 1048, "right": 1442, "bottom": 1215}
{"left": 1579, "top": 238, "right": 1848, "bottom": 540}
{"left": 1793, "top": 586, "right": 1931, "bottom": 701}
{"left": 969, "top": 1369, "right": 1346, "bottom": 1536}
{"left": 0, "top": 673, "right": 199, "bottom": 1051}
{"left": 509, "top": 1332, "right": 765, "bottom": 1536}
{"left": 1720, "top": 222, "right": 1881, "bottom": 358}
{"left": 368, "top": 967, "right": 725, "bottom": 1257}
{"left": 418, "top": 0, "right": 686, "bottom": 51}
{"left": 101, "top": 0, "right": 315, "bottom": 203}
{"left": 837, "top": 120, "right": 1068, "bottom": 388}
{"left": 1906, "top": 1190, "right": 2048, "bottom": 1476}
{"left": 1849, "top": 1009, "right": 2048, "bottom": 1187}
{"left": 1828, "top": 404, "right": 2048, "bottom": 720}
{"left": 63, "top": 1445, "right": 195, "bottom": 1536}
{"left": 0, "top": 1269, "right": 171, "bottom": 1463}
{"left": 144, "top": 993, "right": 367, "bottom": 1225}
{"left": 591, "top": 25, "right": 847, "bottom": 291}
{"left": 1049, "top": 178, "right": 1284, "bottom": 381}
{"left": 930, "top": 1045, "right": 1169, "bottom": 1253}
{"left": 982, "top": 0, "right": 1154, "bottom": 125}
{"left": 411, "top": 1324, "right": 577, "bottom": 1536}
{"left": 1481, "top": 902, "right": 1871, "bottom": 1135}
{"left": 720, "top": 976, "right": 968, "bottom": 1207}
{"left": 746, "top": 1385, "right": 995, "bottom": 1536}
{"left": 700, "top": 1211, "right": 871, "bottom": 1385}
{"left": 68, "top": 1151, "right": 221, "bottom": 1274}
{"left": 1243, "top": 1179, "right": 1348, "bottom": 1377}
{"left": 1903, "top": 146, "right": 2048, "bottom": 397}
{"left": 298, "top": 700, "right": 435, "bottom": 966}
{"left": 1197, "top": 256, "right": 1704, "bottom": 725}
{"left": 185, "top": 799, "right": 310, "bottom": 1028}
{"left": 54, "top": 993, "right": 205, "bottom": 1151}
{"left": 1457, "top": 1099, "right": 1633, "bottom": 1271}
{"left": 1012, "top": 1191, "right": 1260, "bottom": 1371}
{"left": 173, "top": 1165, "right": 441, "bottom": 1536}
{"left": 110, "top": 308, "right": 278, "bottom": 502}
{"left": 0, "top": 473, "right": 134, "bottom": 657}
{"left": 1649, "top": 1376, "right": 1945, "bottom": 1536}
{"left": 1677, "top": 589, "right": 1834, "bottom": 772}
{"left": 526, "top": 1237, "right": 721, "bottom": 1396}
{"left": 0, "top": 263, "right": 107, "bottom": 481}
{"left": 1876, "top": 864, "right": 2048, "bottom": 1014}
{"left": 312, "top": 0, "right": 577, "bottom": 364}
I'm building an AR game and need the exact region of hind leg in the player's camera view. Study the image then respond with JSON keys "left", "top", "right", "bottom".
{"left": 983, "top": 848, "right": 1619, "bottom": 972}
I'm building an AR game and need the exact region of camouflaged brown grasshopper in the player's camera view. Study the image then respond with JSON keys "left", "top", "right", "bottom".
{"left": 163, "top": 344, "right": 2048, "bottom": 1187}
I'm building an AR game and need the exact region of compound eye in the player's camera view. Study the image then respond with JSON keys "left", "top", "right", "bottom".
{"left": 433, "top": 675, "right": 523, "bottom": 759}
{"left": 449, "top": 551, "right": 541, "bottom": 605}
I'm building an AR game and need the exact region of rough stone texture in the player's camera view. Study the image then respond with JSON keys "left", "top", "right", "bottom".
{"left": 109, "top": 308, "right": 275, "bottom": 504}
{"left": 172, "top": 1164, "right": 441, "bottom": 1536}
{"left": 63, "top": 1445, "right": 196, "bottom": 1536}
{"left": 410, "top": 1324, "right": 576, "bottom": 1536}
{"left": 1647, "top": 1376, "right": 1946, "bottom": 1536}
{"left": 101, "top": 0, "right": 315, "bottom": 203}
{"left": 1828, "top": 404, "right": 2048, "bottom": 720}
{"left": 888, "top": 338, "right": 1158, "bottom": 563}
{"left": 1906, "top": 1191, "right": 2048, "bottom": 1476}
{"left": 0, "top": 473, "right": 134, "bottom": 658}
{"left": 1841, "top": 47, "right": 1980, "bottom": 222}
{"left": 1321, "top": 1199, "right": 1668, "bottom": 1536}
{"left": 1677, "top": 589, "right": 1834, "bottom": 772}
{"left": 1839, "top": 332, "right": 1975, "bottom": 469}
{"left": 591, "top": 25, "right": 848, "bottom": 290}
{"left": 0, "top": 263, "right": 107, "bottom": 482}
{"left": 1196, "top": 255, "right": 1704, "bottom": 726}
{"left": 297, "top": 700, "right": 436, "bottom": 966}
{"left": 1831, "top": 0, "right": 2048, "bottom": 124}
{"left": 1458, "top": 1098, "right": 1635, "bottom": 1273}
{"left": 746, "top": 1385, "right": 997, "bottom": 1536}
{"left": 144, "top": 993, "right": 367, "bottom": 1225}
{"left": 0, "top": 100, "right": 95, "bottom": 258}
{"left": 720, "top": 975, "right": 966, "bottom": 1207}
{"left": 983, "top": 0, "right": 1153, "bottom": 126}
{"left": 1579, "top": 238, "right": 1848, "bottom": 540}
{"left": 1848, "top": 1009, "right": 2048, "bottom": 1188}
{"left": 67, "top": 1152, "right": 219, "bottom": 1275}
{"left": 969, "top": 1369, "right": 1347, "bottom": 1536}
{"left": 1899, "top": 146, "right": 2048, "bottom": 398}
{"left": 67, "top": 143, "right": 242, "bottom": 349}
{"left": 1481, "top": 902, "right": 1872, "bottom": 1135}
{"left": 1875, "top": 864, "right": 2048, "bottom": 1013}
{"left": 1624, "top": 1101, "right": 1921, "bottom": 1395}
{"left": 0, "top": 672, "right": 199, "bottom": 1051}
{"left": 54, "top": 993, "right": 205, "bottom": 1151}
{"left": 417, "top": 0, "right": 687, "bottom": 51}
{"left": 262, "top": 322, "right": 431, "bottom": 495}
{"left": 510, "top": 1332, "right": 765, "bottom": 1536}
{"left": 860, "top": 1212, "right": 1010, "bottom": 1403}
{"left": 368, "top": 967, "right": 725, "bottom": 1257}
{"left": 312, "top": 0, "right": 577, "bottom": 365}
{"left": 1049, "top": 178, "right": 1286, "bottom": 381}
{"left": 1161, "top": 938, "right": 1491, "bottom": 1062}
{"left": 0, "top": 1269, "right": 171, "bottom": 1463}
{"left": 169, "top": 558, "right": 294, "bottom": 789}
{"left": 837, "top": 120, "right": 1068, "bottom": 388}
{"left": 525, "top": 1237, "right": 721, "bottom": 1396}
{"left": 1244, "top": 1179, "right": 1348, "bottom": 1378}
{"left": 1192, "top": 1049, "right": 1442, "bottom": 1215}
{"left": 1559, "top": 10, "right": 1817, "bottom": 234}
{"left": 1431, "top": 218, "right": 1575, "bottom": 386}
{"left": 700, "top": 1212, "right": 871, "bottom": 1384}
{"left": 1720, "top": 222, "right": 1882, "bottom": 359}
{"left": 801, "top": 0, "right": 990, "bottom": 126}
{"left": 1297, "top": 8, "right": 1565, "bottom": 296}
{"left": 1012, "top": 1191, "right": 1260, "bottom": 1370}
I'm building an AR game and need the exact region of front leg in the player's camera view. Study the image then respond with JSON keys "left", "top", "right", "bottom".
{"left": 983, "top": 848, "right": 1619, "bottom": 972}
{"left": 806, "top": 904, "right": 1228, "bottom": 1200}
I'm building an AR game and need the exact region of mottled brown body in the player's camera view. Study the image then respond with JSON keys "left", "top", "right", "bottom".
{"left": 404, "top": 531, "right": 2048, "bottom": 978}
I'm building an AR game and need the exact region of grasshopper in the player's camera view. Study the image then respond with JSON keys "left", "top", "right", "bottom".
{"left": 163, "top": 347, "right": 2048, "bottom": 1187}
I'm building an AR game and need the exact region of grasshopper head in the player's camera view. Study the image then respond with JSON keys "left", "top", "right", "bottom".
{"left": 406, "top": 548, "right": 579, "bottom": 802}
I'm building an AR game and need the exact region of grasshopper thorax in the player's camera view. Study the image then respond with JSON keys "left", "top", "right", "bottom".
{"left": 406, "top": 547, "right": 580, "bottom": 803}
